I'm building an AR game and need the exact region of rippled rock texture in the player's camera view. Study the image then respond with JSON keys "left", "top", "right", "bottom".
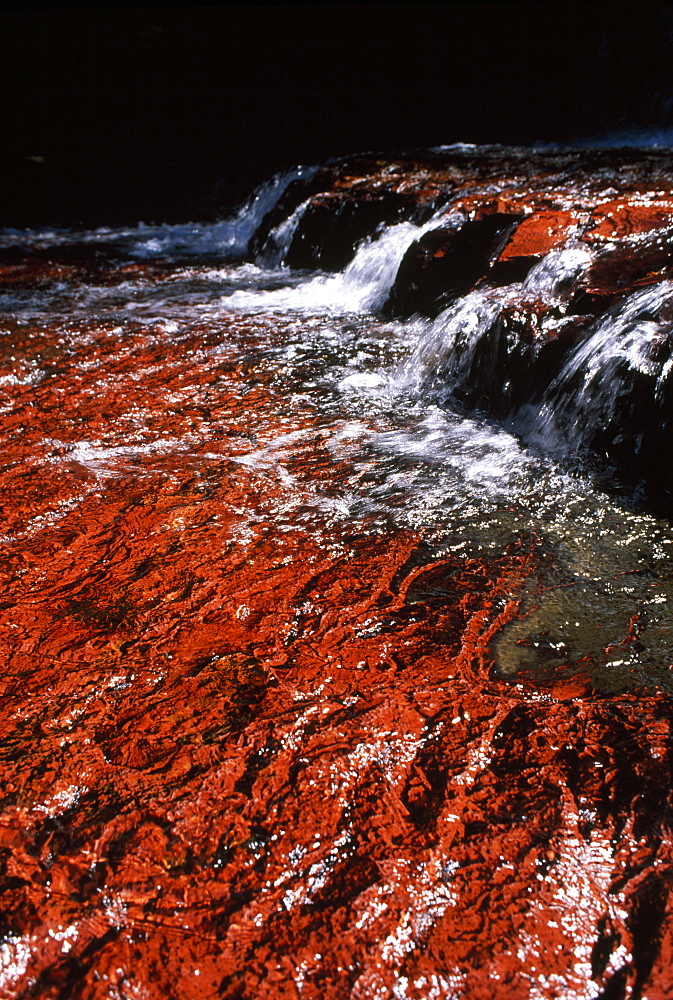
{"left": 2, "top": 147, "right": 673, "bottom": 999}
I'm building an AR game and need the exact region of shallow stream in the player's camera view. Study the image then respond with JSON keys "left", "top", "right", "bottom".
{"left": 2, "top": 175, "right": 673, "bottom": 998}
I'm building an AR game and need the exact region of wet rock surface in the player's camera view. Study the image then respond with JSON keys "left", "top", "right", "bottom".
{"left": 2, "top": 148, "right": 673, "bottom": 999}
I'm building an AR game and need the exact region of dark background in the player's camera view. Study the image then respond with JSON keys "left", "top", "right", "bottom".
{"left": 2, "top": 1, "right": 673, "bottom": 227}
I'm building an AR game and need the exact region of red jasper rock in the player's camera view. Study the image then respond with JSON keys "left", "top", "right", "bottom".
{"left": 585, "top": 198, "right": 673, "bottom": 242}
{"left": 498, "top": 209, "right": 586, "bottom": 260}
{"left": 0, "top": 292, "right": 668, "bottom": 999}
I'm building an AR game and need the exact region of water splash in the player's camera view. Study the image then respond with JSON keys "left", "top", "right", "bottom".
{"left": 395, "top": 246, "right": 592, "bottom": 389}
{"left": 122, "top": 166, "right": 318, "bottom": 259}
{"left": 255, "top": 198, "right": 312, "bottom": 267}
{"left": 400, "top": 289, "right": 508, "bottom": 385}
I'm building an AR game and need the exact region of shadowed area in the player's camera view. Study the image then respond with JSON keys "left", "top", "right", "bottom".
{"left": 2, "top": 2, "right": 673, "bottom": 226}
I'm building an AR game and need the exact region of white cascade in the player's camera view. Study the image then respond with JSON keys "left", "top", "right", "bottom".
{"left": 524, "top": 281, "right": 673, "bottom": 455}
{"left": 223, "top": 215, "right": 447, "bottom": 313}
{"left": 256, "top": 198, "right": 312, "bottom": 267}
{"left": 126, "top": 165, "right": 317, "bottom": 259}
{"left": 396, "top": 245, "right": 595, "bottom": 391}
{"left": 522, "top": 246, "right": 594, "bottom": 299}
{"left": 0, "top": 165, "right": 317, "bottom": 259}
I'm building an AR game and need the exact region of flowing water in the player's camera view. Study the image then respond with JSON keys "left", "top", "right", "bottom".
{"left": 5, "top": 216, "right": 673, "bottom": 690}
{"left": 2, "top": 166, "right": 673, "bottom": 998}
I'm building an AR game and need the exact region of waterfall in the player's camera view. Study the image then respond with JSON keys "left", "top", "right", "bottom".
{"left": 330, "top": 220, "right": 439, "bottom": 312}
{"left": 255, "top": 198, "right": 312, "bottom": 267}
{"left": 519, "top": 281, "right": 673, "bottom": 462}
{"left": 397, "top": 246, "right": 594, "bottom": 396}
{"left": 125, "top": 166, "right": 318, "bottom": 259}
{"left": 5, "top": 148, "right": 672, "bottom": 501}
{"left": 522, "top": 246, "right": 594, "bottom": 299}
{"left": 398, "top": 288, "right": 511, "bottom": 386}
{"left": 223, "top": 216, "right": 446, "bottom": 313}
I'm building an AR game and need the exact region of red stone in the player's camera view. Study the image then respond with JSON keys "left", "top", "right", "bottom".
{"left": 585, "top": 198, "right": 673, "bottom": 242}
{"left": 498, "top": 210, "right": 586, "bottom": 260}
